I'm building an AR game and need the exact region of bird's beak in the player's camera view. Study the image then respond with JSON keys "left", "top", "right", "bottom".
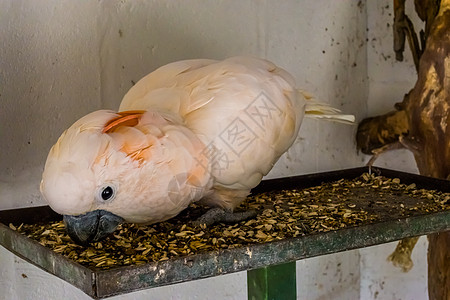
{"left": 63, "top": 210, "right": 123, "bottom": 245}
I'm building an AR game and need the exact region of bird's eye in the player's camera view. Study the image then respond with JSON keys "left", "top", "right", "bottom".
{"left": 101, "top": 186, "right": 114, "bottom": 201}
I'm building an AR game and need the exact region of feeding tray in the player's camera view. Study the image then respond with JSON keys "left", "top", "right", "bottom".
{"left": 0, "top": 166, "right": 449, "bottom": 299}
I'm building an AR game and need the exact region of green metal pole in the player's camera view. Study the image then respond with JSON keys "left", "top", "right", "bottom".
{"left": 247, "top": 261, "right": 296, "bottom": 300}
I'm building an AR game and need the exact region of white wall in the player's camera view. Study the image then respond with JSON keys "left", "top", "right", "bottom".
{"left": 0, "top": 1, "right": 427, "bottom": 299}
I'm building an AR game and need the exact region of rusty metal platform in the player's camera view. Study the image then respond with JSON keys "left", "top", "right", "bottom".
{"left": 0, "top": 167, "right": 449, "bottom": 299}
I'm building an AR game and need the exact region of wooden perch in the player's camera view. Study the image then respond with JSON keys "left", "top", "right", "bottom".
{"left": 356, "top": 106, "right": 409, "bottom": 155}
{"left": 387, "top": 236, "right": 420, "bottom": 272}
{"left": 404, "top": 3, "right": 450, "bottom": 178}
{"left": 393, "top": 0, "right": 440, "bottom": 69}
{"left": 393, "top": 0, "right": 421, "bottom": 69}
{"left": 357, "top": 1, "right": 449, "bottom": 298}
{"left": 414, "top": 0, "right": 441, "bottom": 42}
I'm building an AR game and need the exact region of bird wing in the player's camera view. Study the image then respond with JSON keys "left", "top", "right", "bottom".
{"left": 119, "top": 57, "right": 306, "bottom": 191}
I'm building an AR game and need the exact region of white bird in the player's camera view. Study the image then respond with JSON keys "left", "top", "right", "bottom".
{"left": 40, "top": 56, "right": 354, "bottom": 244}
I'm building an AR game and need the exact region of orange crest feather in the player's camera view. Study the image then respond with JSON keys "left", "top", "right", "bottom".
{"left": 102, "top": 111, "right": 146, "bottom": 133}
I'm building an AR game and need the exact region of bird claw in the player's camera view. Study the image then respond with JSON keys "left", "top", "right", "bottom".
{"left": 192, "top": 207, "right": 257, "bottom": 227}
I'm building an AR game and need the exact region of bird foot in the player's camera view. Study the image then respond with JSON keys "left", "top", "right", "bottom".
{"left": 192, "top": 207, "right": 257, "bottom": 227}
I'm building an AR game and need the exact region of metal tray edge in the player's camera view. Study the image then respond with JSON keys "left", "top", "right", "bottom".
{"left": 0, "top": 223, "right": 96, "bottom": 297}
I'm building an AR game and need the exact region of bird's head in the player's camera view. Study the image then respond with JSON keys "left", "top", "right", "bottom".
{"left": 41, "top": 110, "right": 211, "bottom": 245}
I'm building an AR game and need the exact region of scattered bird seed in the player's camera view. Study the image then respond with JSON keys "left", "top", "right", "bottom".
{"left": 14, "top": 173, "right": 450, "bottom": 270}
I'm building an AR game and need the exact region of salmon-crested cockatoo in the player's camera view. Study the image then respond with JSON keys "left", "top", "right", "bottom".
{"left": 41, "top": 56, "right": 354, "bottom": 245}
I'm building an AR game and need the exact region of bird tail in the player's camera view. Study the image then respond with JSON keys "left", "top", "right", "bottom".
{"left": 299, "top": 89, "right": 355, "bottom": 124}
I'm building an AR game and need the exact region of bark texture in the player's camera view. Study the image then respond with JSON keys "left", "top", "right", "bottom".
{"left": 357, "top": 1, "right": 449, "bottom": 298}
